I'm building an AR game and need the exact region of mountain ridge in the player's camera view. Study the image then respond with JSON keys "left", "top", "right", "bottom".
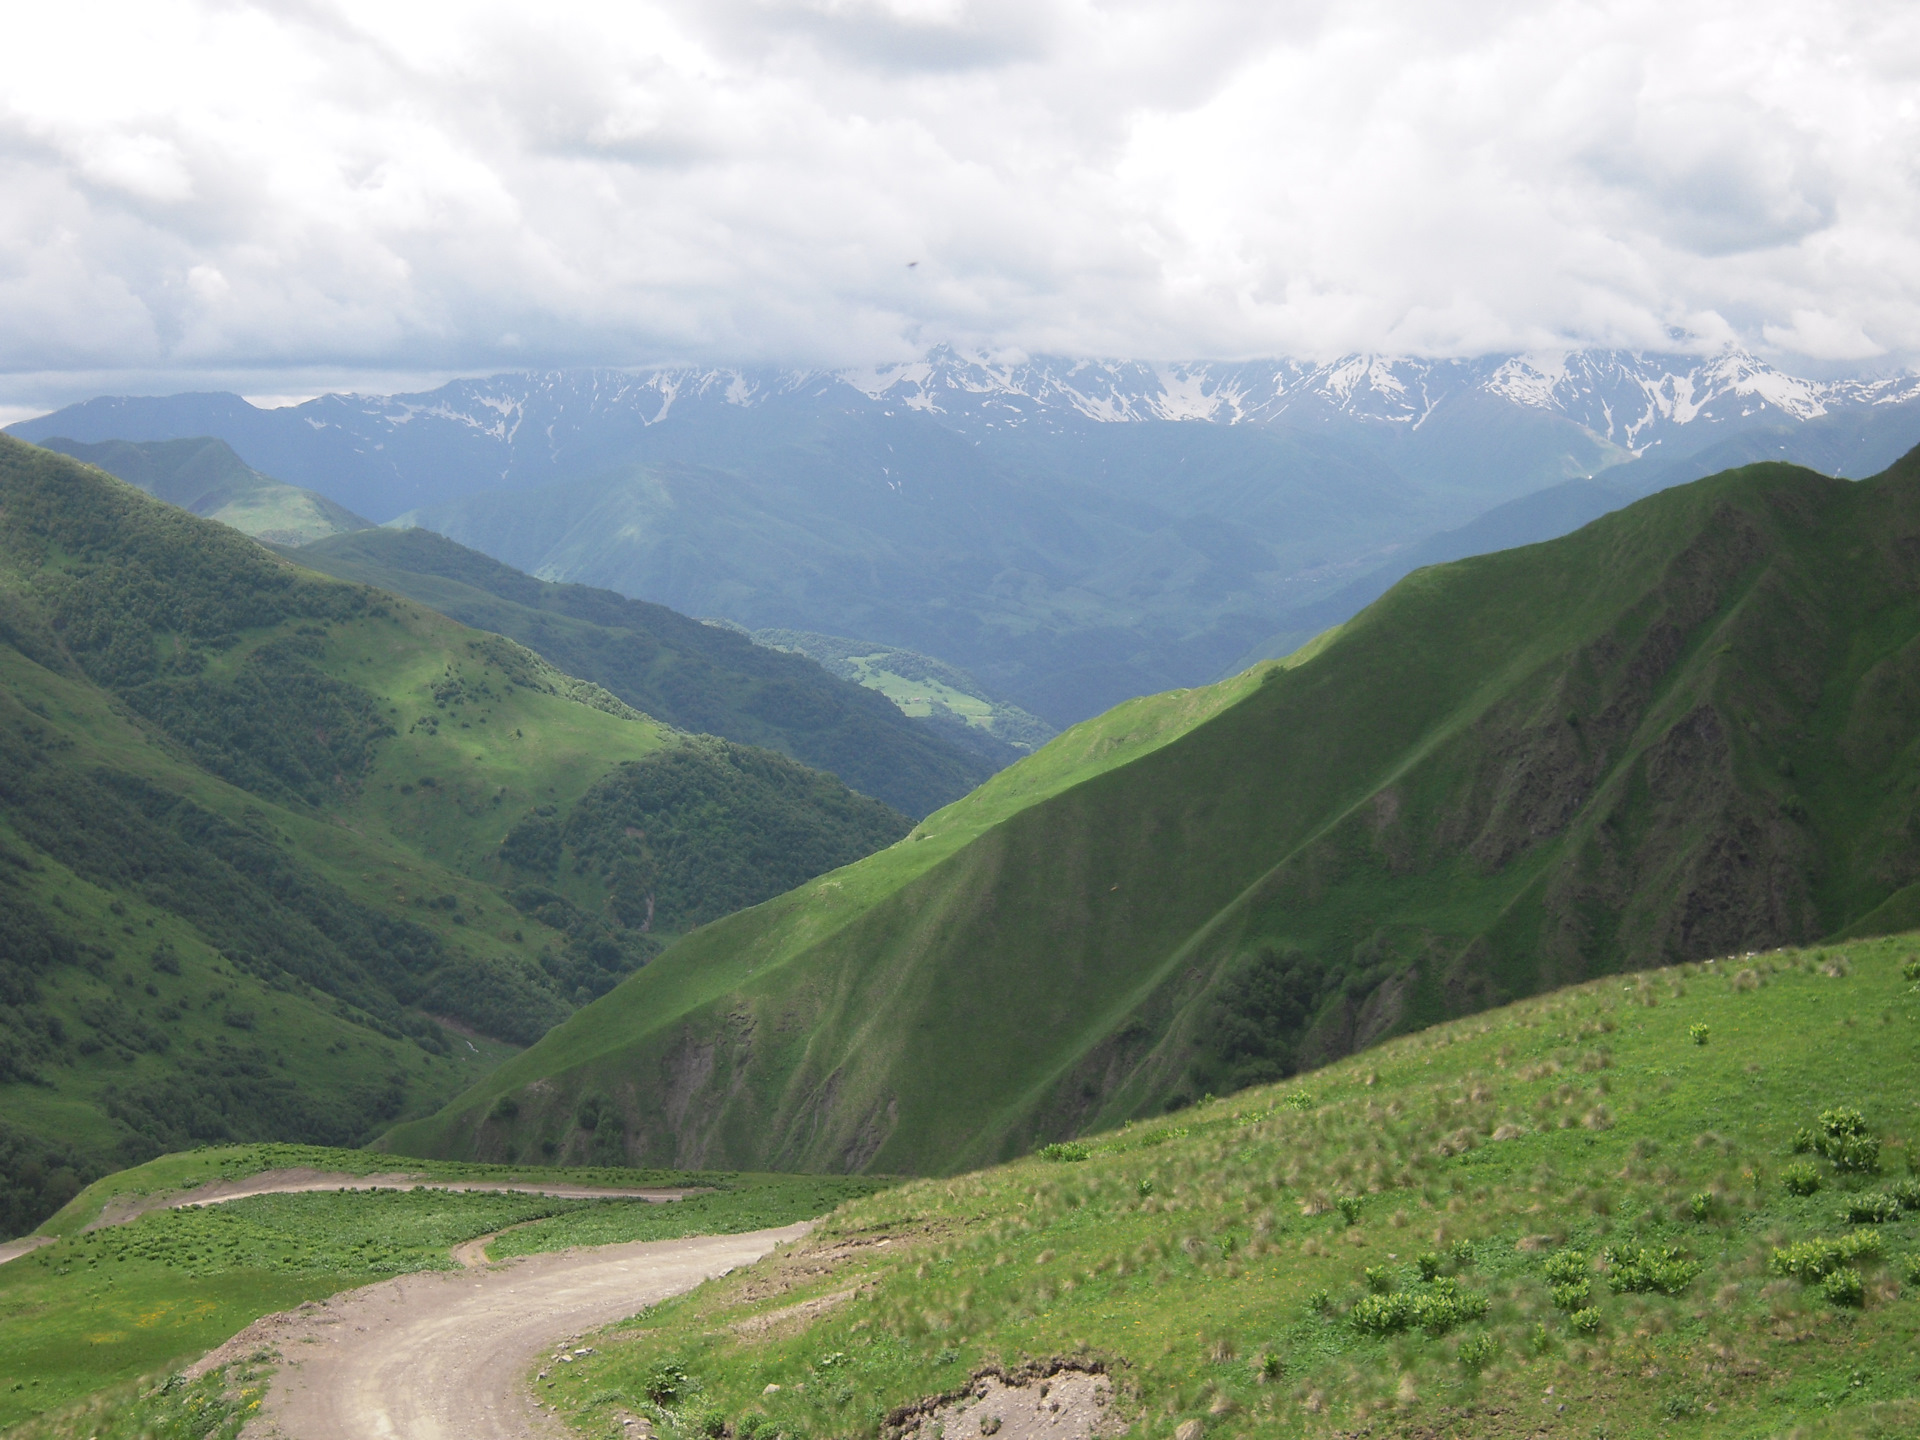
{"left": 382, "top": 447, "right": 1920, "bottom": 1178}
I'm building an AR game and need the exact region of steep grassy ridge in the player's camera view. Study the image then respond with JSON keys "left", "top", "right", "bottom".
{"left": 378, "top": 652, "right": 1302, "bottom": 1166}
{"left": 35, "top": 436, "right": 373, "bottom": 546}
{"left": 0, "top": 438, "right": 908, "bottom": 1226}
{"left": 538, "top": 938, "right": 1920, "bottom": 1440}
{"left": 388, "top": 454, "right": 1920, "bottom": 1177}
{"left": 292, "top": 527, "right": 996, "bottom": 817}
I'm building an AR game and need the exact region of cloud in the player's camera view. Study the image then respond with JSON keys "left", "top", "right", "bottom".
{"left": 1, "top": 0, "right": 1916, "bottom": 404}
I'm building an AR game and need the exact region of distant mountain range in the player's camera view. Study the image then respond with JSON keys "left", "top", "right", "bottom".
{"left": 16, "top": 350, "right": 1920, "bottom": 724}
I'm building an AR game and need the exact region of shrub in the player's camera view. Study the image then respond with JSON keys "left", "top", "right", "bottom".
{"left": 1456, "top": 1332, "right": 1498, "bottom": 1370}
{"left": 1569, "top": 1307, "right": 1603, "bottom": 1335}
{"left": 1902, "top": 957, "right": 1920, "bottom": 982}
{"left": 488, "top": 1094, "right": 519, "bottom": 1123}
{"left": 1335, "top": 1196, "right": 1363, "bottom": 1226}
{"left": 1039, "top": 1142, "right": 1090, "bottom": 1163}
{"left": 1605, "top": 1244, "right": 1701, "bottom": 1296}
{"left": 1304, "top": 1288, "right": 1332, "bottom": 1316}
{"left": 1543, "top": 1249, "right": 1589, "bottom": 1284}
{"left": 1822, "top": 1268, "right": 1864, "bottom": 1307}
{"left": 1550, "top": 1281, "right": 1591, "bottom": 1310}
{"left": 1526, "top": 1322, "right": 1555, "bottom": 1356}
{"left": 1688, "top": 1023, "right": 1709, "bottom": 1046}
{"left": 1783, "top": 1162, "right": 1823, "bottom": 1197}
{"left": 1363, "top": 1265, "right": 1394, "bottom": 1294}
{"left": 1891, "top": 1179, "right": 1920, "bottom": 1210}
{"left": 1282, "top": 1090, "right": 1312, "bottom": 1110}
{"left": 1415, "top": 1252, "right": 1443, "bottom": 1282}
{"left": 1902, "top": 1255, "right": 1920, "bottom": 1286}
{"left": 1688, "top": 1192, "right": 1714, "bottom": 1221}
{"left": 644, "top": 1362, "right": 695, "bottom": 1404}
{"left": 1814, "top": 1108, "right": 1880, "bottom": 1173}
{"left": 1348, "top": 1277, "right": 1488, "bottom": 1336}
{"left": 1844, "top": 1192, "right": 1900, "bottom": 1225}
{"left": 1449, "top": 1238, "right": 1476, "bottom": 1266}
{"left": 1769, "top": 1231, "right": 1881, "bottom": 1281}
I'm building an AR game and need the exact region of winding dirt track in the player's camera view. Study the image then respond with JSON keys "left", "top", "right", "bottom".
{"left": 230, "top": 1223, "right": 809, "bottom": 1440}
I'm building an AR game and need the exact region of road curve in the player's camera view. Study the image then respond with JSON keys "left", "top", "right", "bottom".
{"left": 242, "top": 1223, "right": 808, "bottom": 1440}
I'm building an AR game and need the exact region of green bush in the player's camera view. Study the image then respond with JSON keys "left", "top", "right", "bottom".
{"left": 1902, "top": 1255, "right": 1920, "bottom": 1286}
{"left": 1347, "top": 1276, "right": 1488, "bottom": 1337}
{"left": 1038, "top": 1142, "right": 1090, "bottom": 1163}
{"left": 1569, "top": 1307, "right": 1603, "bottom": 1335}
{"left": 1363, "top": 1265, "right": 1394, "bottom": 1294}
{"left": 1844, "top": 1192, "right": 1900, "bottom": 1224}
{"left": 1688, "top": 1191, "right": 1714, "bottom": 1221}
{"left": 1304, "top": 1288, "right": 1332, "bottom": 1316}
{"left": 1783, "top": 1162, "right": 1823, "bottom": 1196}
{"left": 1888, "top": 1178, "right": 1920, "bottom": 1210}
{"left": 1769, "top": 1231, "right": 1881, "bottom": 1281}
{"left": 1550, "top": 1280, "right": 1591, "bottom": 1310}
{"left": 1822, "top": 1268, "right": 1865, "bottom": 1307}
{"left": 1456, "top": 1332, "right": 1498, "bottom": 1371}
{"left": 1335, "top": 1196, "right": 1363, "bottom": 1225}
{"left": 644, "top": 1361, "right": 696, "bottom": 1405}
{"left": 1542, "top": 1249, "right": 1588, "bottom": 1284}
{"left": 1605, "top": 1244, "right": 1701, "bottom": 1296}
{"left": 1901, "top": 957, "right": 1920, "bottom": 982}
{"left": 1813, "top": 1108, "right": 1880, "bottom": 1173}
{"left": 1687, "top": 1023, "right": 1709, "bottom": 1046}
{"left": 1415, "top": 1252, "right": 1443, "bottom": 1282}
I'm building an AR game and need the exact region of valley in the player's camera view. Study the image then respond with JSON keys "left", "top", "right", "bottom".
{"left": 21, "top": 353, "right": 1920, "bottom": 728}
{"left": 387, "top": 449, "right": 1920, "bottom": 1178}
{"left": 3, "top": 439, "right": 1919, "bottom": 1440}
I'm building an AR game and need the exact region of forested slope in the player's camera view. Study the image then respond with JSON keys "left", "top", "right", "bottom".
{"left": 293, "top": 527, "right": 997, "bottom": 818}
{"left": 0, "top": 438, "right": 907, "bottom": 1231}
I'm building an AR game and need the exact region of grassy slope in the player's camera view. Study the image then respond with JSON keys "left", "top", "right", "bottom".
{"left": 387, "top": 455, "right": 1920, "bottom": 1180}
{"left": 0, "top": 1143, "right": 893, "bottom": 1431}
{"left": 0, "top": 438, "right": 901, "bottom": 1225}
{"left": 545, "top": 937, "right": 1920, "bottom": 1440}
{"left": 378, "top": 656, "right": 1292, "bottom": 1164}
{"left": 34, "top": 436, "right": 373, "bottom": 547}
{"left": 292, "top": 527, "right": 996, "bottom": 819}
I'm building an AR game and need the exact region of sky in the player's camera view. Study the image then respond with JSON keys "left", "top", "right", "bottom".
{"left": 2, "top": 0, "right": 1917, "bottom": 417}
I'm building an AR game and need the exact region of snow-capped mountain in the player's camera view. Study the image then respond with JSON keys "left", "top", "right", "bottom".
{"left": 13, "top": 348, "right": 1920, "bottom": 726}
{"left": 19, "top": 349, "right": 1918, "bottom": 521}
{"left": 845, "top": 348, "right": 1920, "bottom": 451}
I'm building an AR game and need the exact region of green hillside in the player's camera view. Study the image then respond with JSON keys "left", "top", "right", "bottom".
{"left": 36, "top": 436, "right": 373, "bottom": 547}
{"left": 532, "top": 937, "right": 1920, "bottom": 1440}
{"left": 0, "top": 437, "right": 910, "bottom": 1231}
{"left": 292, "top": 527, "right": 998, "bottom": 818}
{"left": 386, "top": 451, "right": 1920, "bottom": 1178}
{"left": 750, "top": 626, "right": 1057, "bottom": 764}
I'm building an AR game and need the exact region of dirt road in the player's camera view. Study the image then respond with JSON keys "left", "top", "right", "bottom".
{"left": 225, "top": 1223, "right": 809, "bottom": 1440}
{"left": 90, "top": 1168, "right": 704, "bottom": 1231}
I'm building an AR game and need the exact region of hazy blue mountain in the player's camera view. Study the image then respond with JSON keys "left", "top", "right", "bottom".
{"left": 15, "top": 351, "right": 1919, "bottom": 724}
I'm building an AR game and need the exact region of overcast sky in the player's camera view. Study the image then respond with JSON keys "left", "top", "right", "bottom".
{"left": 2, "top": 0, "right": 1916, "bottom": 414}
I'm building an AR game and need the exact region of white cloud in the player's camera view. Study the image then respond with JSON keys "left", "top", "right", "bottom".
{"left": 1, "top": 0, "right": 1916, "bottom": 404}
